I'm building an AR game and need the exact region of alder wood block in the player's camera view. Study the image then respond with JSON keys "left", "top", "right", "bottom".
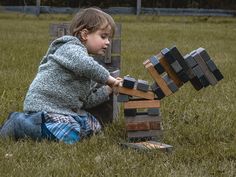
{"left": 136, "top": 79, "right": 149, "bottom": 92}
{"left": 191, "top": 52, "right": 218, "bottom": 86}
{"left": 149, "top": 56, "right": 165, "bottom": 74}
{"left": 161, "top": 48, "right": 176, "bottom": 64}
{"left": 125, "top": 115, "right": 161, "bottom": 122}
{"left": 123, "top": 76, "right": 136, "bottom": 89}
{"left": 126, "top": 121, "right": 161, "bottom": 131}
{"left": 162, "top": 74, "right": 179, "bottom": 93}
{"left": 124, "top": 109, "right": 137, "bottom": 116}
{"left": 124, "top": 100, "right": 160, "bottom": 109}
{"left": 183, "top": 54, "right": 203, "bottom": 90}
{"left": 206, "top": 59, "right": 224, "bottom": 81}
{"left": 147, "top": 108, "right": 161, "bottom": 116}
{"left": 151, "top": 82, "right": 165, "bottom": 100}
{"left": 120, "top": 141, "right": 173, "bottom": 152}
{"left": 170, "top": 46, "right": 193, "bottom": 76}
{"left": 145, "top": 62, "right": 172, "bottom": 96}
{"left": 184, "top": 53, "right": 198, "bottom": 68}
{"left": 192, "top": 65, "right": 210, "bottom": 87}
{"left": 196, "top": 47, "right": 211, "bottom": 62}
{"left": 161, "top": 48, "right": 190, "bottom": 83}
{"left": 127, "top": 130, "right": 163, "bottom": 139}
{"left": 117, "top": 86, "right": 155, "bottom": 100}
{"left": 117, "top": 94, "right": 130, "bottom": 102}
{"left": 157, "top": 53, "right": 183, "bottom": 87}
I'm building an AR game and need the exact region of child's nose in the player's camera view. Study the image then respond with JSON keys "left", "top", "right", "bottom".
{"left": 105, "top": 38, "right": 110, "bottom": 45}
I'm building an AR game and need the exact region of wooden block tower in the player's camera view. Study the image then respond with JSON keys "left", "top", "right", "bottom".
{"left": 117, "top": 76, "right": 163, "bottom": 142}
{"left": 119, "top": 46, "right": 223, "bottom": 151}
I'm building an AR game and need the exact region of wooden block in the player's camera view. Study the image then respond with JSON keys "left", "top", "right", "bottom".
{"left": 124, "top": 100, "right": 160, "bottom": 109}
{"left": 145, "top": 63, "right": 172, "bottom": 96}
{"left": 125, "top": 115, "right": 161, "bottom": 122}
{"left": 126, "top": 122, "right": 150, "bottom": 131}
{"left": 183, "top": 54, "right": 204, "bottom": 90}
{"left": 191, "top": 52, "right": 218, "bottom": 86}
{"left": 127, "top": 130, "right": 163, "bottom": 139}
{"left": 149, "top": 56, "right": 165, "bottom": 74}
{"left": 151, "top": 82, "right": 165, "bottom": 100}
{"left": 121, "top": 141, "right": 173, "bottom": 152}
{"left": 123, "top": 76, "right": 136, "bottom": 89}
{"left": 162, "top": 74, "right": 179, "bottom": 93}
{"left": 157, "top": 53, "right": 183, "bottom": 87}
{"left": 126, "top": 121, "right": 161, "bottom": 131}
{"left": 161, "top": 48, "right": 176, "bottom": 64}
{"left": 117, "top": 86, "right": 155, "bottom": 100}
{"left": 189, "top": 77, "right": 204, "bottom": 91}
{"left": 206, "top": 59, "right": 224, "bottom": 81}
{"left": 136, "top": 79, "right": 149, "bottom": 92}
{"left": 124, "top": 109, "right": 137, "bottom": 116}
{"left": 184, "top": 54, "right": 198, "bottom": 68}
{"left": 169, "top": 47, "right": 192, "bottom": 83}
{"left": 196, "top": 47, "right": 211, "bottom": 62}
{"left": 170, "top": 60, "right": 183, "bottom": 73}
{"left": 192, "top": 65, "right": 210, "bottom": 87}
{"left": 147, "top": 108, "right": 160, "bottom": 116}
{"left": 117, "top": 94, "right": 130, "bottom": 102}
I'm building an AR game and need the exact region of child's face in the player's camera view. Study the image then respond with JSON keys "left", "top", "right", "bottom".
{"left": 83, "top": 25, "right": 111, "bottom": 55}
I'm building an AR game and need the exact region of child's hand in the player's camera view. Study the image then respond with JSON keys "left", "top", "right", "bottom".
{"left": 107, "top": 76, "right": 123, "bottom": 88}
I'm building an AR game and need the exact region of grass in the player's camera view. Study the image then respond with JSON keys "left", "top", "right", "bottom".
{"left": 0, "top": 12, "right": 236, "bottom": 177}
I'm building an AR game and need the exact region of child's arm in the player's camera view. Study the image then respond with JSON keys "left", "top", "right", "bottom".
{"left": 82, "top": 77, "right": 122, "bottom": 109}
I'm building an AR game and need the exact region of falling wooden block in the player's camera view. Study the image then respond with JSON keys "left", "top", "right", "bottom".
{"left": 144, "top": 62, "right": 172, "bottom": 96}
{"left": 196, "top": 48, "right": 223, "bottom": 81}
{"left": 117, "top": 86, "right": 155, "bottom": 100}
{"left": 191, "top": 52, "right": 218, "bottom": 86}
{"left": 206, "top": 59, "right": 224, "bottom": 81}
{"left": 151, "top": 82, "right": 165, "bottom": 100}
{"left": 136, "top": 79, "right": 149, "bottom": 92}
{"left": 184, "top": 54, "right": 204, "bottom": 90}
{"left": 124, "top": 100, "right": 160, "bottom": 109}
{"left": 161, "top": 48, "right": 176, "bottom": 64}
{"left": 121, "top": 141, "right": 173, "bottom": 152}
{"left": 192, "top": 65, "right": 210, "bottom": 87}
{"left": 123, "top": 76, "right": 136, "bottom": 89}
{"left": 157, "top": 53, "right": 183, "bottom": 87}
{"left": 149, "top": 56, "right": 165, "bottom": 74}
{"left": 162, "top": 74, "right": 179, "bottom": 93}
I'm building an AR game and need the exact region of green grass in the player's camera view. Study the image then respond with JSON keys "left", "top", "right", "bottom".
{"left": 0, "top": 12, "right": 236, "bottom": 177}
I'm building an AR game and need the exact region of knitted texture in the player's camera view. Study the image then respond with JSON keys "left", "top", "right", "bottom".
{"left": 24, "top": 35, "right": 110, "bottom": 116}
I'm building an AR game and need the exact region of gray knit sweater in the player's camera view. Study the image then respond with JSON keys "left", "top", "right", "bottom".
{"left": 23, "top": 35, "right": 110, "bottom": 116}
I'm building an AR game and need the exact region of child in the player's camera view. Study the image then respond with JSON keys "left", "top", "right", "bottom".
{"left": 0, "top": 7, "right": 122, "bottom": 144}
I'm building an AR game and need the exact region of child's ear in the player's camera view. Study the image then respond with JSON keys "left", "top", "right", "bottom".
{"left": 80, "top": 29, "right": 89, "bottom": 41}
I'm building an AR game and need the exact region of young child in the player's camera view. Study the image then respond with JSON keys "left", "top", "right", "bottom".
{"left": 0, "top": 7, "right": 122, "bottom": 144}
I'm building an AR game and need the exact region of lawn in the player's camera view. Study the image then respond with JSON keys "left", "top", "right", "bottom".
{"left": 0, "top": 12, "right": 236, "bottom": 177}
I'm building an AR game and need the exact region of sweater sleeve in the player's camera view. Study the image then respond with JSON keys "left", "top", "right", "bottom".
{"left": 82, "top": 86, "right": 110, "bottom": 109}
{"left": 52, "top": 44, "right": 110, "bottom": 84}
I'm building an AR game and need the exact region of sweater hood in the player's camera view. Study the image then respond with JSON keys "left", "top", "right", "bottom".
{"left": 41, "top": 35, "right": 86, "bottom": 64}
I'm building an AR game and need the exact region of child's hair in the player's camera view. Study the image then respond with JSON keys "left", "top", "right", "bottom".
{"left": 70, "top": 7, "right": 116, "bottom": 39}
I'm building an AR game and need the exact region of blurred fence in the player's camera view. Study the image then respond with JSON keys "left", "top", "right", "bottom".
{"left": 1, "top": 6, "right": 235, "bottom": 17}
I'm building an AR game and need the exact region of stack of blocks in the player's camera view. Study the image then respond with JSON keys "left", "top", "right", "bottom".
{"left": 117, "top": 76, "right": 163, "bottom": 142}
{"left": 118, "top": 46, "right": 223, "bottom": 151}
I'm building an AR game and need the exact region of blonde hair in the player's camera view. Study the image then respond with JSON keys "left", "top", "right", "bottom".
{"left": 70, "top": 7, "right": 116, "bottom": 39}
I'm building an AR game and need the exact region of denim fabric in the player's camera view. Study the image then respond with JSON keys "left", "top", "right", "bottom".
{"left": 0, "top": 112, "right": 43, "bottom": 140}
